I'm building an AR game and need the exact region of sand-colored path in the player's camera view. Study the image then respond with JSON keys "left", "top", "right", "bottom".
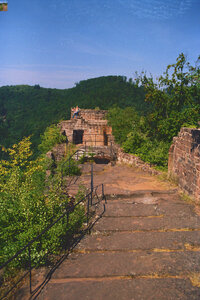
{"left": 68, "top": 163, "right": 175, "bottom": 196}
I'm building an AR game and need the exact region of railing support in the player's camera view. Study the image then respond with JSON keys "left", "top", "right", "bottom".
{"left": 91, "top": 163, "right": 93, "bottom": 205}
{"left": 102, "top": 184, "right": 106, "bottom": 203}
{"left": 28, "top": 245, "right": 32, "bottom": 294}
{"left": 87, "top": 194, "right": 90, "bottom": 225}
{"left": 0, "top": 181, "right": 107, "bottom": 300}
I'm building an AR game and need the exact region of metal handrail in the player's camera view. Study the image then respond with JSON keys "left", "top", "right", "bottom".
{"left": 0, "top": 183, "right": 106, "bottom": 300}
{"left": 61, "top": 144, "right": 113, "bottom": 179}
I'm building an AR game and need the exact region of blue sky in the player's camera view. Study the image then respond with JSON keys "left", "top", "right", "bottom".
{"left": 0, "top": 0, "right": 199, "bottom": 89}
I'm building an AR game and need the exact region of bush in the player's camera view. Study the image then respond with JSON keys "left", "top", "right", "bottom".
{"left": 123, "top": 133, "right": 170, "bottom": 168}
{"left": 38, "top": 124, "right": 66, "bottom": 154}
{"left": 57, "top": 156, "right": 81, "bottom": 177}
{"left": 0, "top": 137, "right": 84, "bottom": 268}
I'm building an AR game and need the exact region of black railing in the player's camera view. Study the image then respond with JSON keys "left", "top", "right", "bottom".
{"left": 60, "top": 145, "right": 112, "bottom": 186}
{"left": 65, "top": 141, "right": 115, "bottom": 161}
{"left": 0, "top": 146, "right": 109, "bottom": 299}
{"left": 0, "top": 183, "right": 106, "bottom": 300}
{"left": 60, "top": 148, "right": 87, "bottom": 189}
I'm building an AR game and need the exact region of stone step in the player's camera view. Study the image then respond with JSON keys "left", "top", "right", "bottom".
{"left": 96, "top": 202, "right": 196, "bottom": 217}
{"left": 104, "top": 189, "right": 178, "bottom": 201}
{"left": 77, "top": 231, "right": 200, "bottom": 251}
{"left": 51, "top": 251, "right": 200, "bottom": 279}
{"left": 38, "top": 278, "right": 200, "bottom": 300}
{"left": 98, "top": 203, "right": 160, "bottom": 217}
{"left": 91, "top": 215, "right": 200, "bottom": 232}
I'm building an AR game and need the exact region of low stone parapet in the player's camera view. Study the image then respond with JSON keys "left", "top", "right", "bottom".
{"left": 117, "top": 147, "right": 161, "bottom": 176}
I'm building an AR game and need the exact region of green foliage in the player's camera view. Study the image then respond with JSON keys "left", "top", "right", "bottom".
{"left": 122, "top": 133, "right": 170, "bottom": 168}
{"left": 0, "top": 76, "right": 147, "bottom": 158}
{"left": 107, "top": 106, "right": 140, "bottom": 144}
{"left": 138, "top": 53, "right": 200, "bottom": 118}
{"left": 109, "top": 54, "right": 200, "bottom": 168}
{"left": 0, "top": 137, "right": 85, "bottom": 269}
{"left": 122, "top": 131, "right": 145, "bottom": 153}
{"left": 57, "top": 156, "right": 81, "bottom": 177}
{"left": 78, "top": 153, "right": 87, "bottom": 164}
{"left": 38, "top": 124, "right": 66, "bottom": 154}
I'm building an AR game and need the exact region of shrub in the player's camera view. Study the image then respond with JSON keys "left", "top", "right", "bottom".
{"left": 57, "top": 156, "right": 81, "bottom": 177}
{"left": 38, "top": 124, "right": 66, "bottom": 154}
{"left": 0, "top": 137, "right": 84, "bottom": 269}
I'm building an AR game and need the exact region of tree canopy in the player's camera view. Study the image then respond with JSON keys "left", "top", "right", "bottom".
{"left": 0, "top": 76, "right": 147, "bottom": 158}
{"left": 108, "top": 54, "right": 200, "bottom": 169}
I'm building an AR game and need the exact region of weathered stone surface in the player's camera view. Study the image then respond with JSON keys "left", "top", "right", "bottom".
{"left": 51, "top": 251, "right": 200, "bottom": 278}
{"left": 67, "top": 164, "right": 173, "bottom": 197}
{"left": 168, "top": 127, "right": 200, "bottom": 202}
{"left": 36, "top": 187, "right": 200, "bottom": 300}
{"left": 19, "top": 163, "right": 200, "bottom": 300}
{"left": 36, "top": 279, "right": 200, "bottom": 300}
{"left": 77, "top": 231, "right": 200, "bottom": 250}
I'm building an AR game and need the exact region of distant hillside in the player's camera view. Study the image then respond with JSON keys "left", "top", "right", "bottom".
{"left": 0, "top": 76, "right": 149, "bottom": 156}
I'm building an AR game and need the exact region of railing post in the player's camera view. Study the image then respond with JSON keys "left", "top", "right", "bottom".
{"left": 28, "top": 245, "right": 32, "bottom": 294}
{"left": 102, "top": 184, "right": 106, "bottom": 203}
{"left": 91, "top": 163, "right": 93, "bottom": 205}
{"left": 69, "top": 157, "right": 71, "bottom": 176}
{"left": 87, "top": 194, "right": 90, "bottom": 225}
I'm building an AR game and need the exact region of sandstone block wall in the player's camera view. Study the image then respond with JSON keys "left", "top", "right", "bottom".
{"left": 60, "top": 109, "right": 113, "bottom": 147}
{"left": 71, "top": 109, "right": 107, "bottom": 121}
{"left": 168, "top": 127, "right": 200, "bottom": 201}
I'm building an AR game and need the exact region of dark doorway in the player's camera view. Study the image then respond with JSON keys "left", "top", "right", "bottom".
{"left": 73, "top": 130, "right": 84, "bottom": 144}
{"left": 104, "top": 131, "right": 108, "bottom": 146}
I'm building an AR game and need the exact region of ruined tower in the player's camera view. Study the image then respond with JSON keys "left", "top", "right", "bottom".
{"left": 60, "top": 108, "right": 113, "bottom": 147}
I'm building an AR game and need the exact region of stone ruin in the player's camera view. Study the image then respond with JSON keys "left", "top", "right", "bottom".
{"left": 59, "top": 108, "right": 113, "bottom": 148}
{"left": 168, "top": 127, "right": 200, "bottom": 201}
{"left": 45, "top": 108, "right": 116, "bottom": 163}
{"left": 51, "top": 109, "right": 200, "bottom": 201}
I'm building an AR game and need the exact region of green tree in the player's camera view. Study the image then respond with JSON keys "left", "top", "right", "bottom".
{"left": 38, "top": 124, "right": 66, "bottom": 154}
{"left": 107, "top": 106, "right": 140, "bottom": 144}
{"left": 139, "top": 53, "right": 200, "bottom": 113}
{"left": 0, "top": 136, "right": 84, "bottom": 267}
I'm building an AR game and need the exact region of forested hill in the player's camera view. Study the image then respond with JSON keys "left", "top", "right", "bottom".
{"left": 0, "top": 75, "right": 147, "bottom": 155}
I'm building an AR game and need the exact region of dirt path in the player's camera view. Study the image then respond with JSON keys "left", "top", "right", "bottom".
{"left": 68, "top": 163, "right": 175, "bottom": 196}
{"left": 30, "top": 164, "right": 200, "bottom": 299}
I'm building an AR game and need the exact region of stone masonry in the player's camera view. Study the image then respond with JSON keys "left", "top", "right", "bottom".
{"left": 59, "top": 109, "right": 113, "bottom": 147}
{"left": 117, "top": 147, "right": 161, "bottom": 176}
{"left": 168, "top": 127, "right": 200, "bottom": 201}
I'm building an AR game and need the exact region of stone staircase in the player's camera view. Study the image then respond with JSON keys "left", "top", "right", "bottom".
{"left": 37, "top": 191, "right": 200, "bottom": 300}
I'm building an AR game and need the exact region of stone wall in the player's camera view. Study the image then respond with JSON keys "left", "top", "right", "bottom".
{"left": 73, "top": 109, "right": 107, "bottom": 121}
{"left": 117, "top": 147, "right": 161, "bottom": 175}
{"left": 60, "top": 109, "right": 113, "bottom": 147}
{"left": 168, "top": 127, "right": 200, "bottom": 201}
